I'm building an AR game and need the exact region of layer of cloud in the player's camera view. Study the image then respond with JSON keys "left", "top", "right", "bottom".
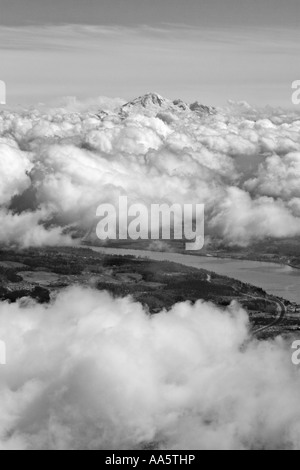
{"left": 1, "top": 98, "right": 300, "bottom": 247}
{"left": 0, "top": 287, "right": 299, "bottom": 450}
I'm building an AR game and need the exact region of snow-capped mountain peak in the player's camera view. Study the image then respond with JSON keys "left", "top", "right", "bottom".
{"left": 96, "top": 93, "right": 216, "bottom": 121}
{"left": 121, "top": 93, "right": 169, "bottom": 113}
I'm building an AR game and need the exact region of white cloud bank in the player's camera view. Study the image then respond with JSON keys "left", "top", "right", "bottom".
{"left": 1, "top": 96, "right": 300, "bottom": 247}
{"left": 1, "top": 97, "right": 300, "bottom": 451}
{"left": 0, "top": 287, "right": 299, "bottom": 450}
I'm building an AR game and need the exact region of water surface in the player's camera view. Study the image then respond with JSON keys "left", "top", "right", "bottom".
{"left": 86, "top": 247, "right": 300, "bottom": 304}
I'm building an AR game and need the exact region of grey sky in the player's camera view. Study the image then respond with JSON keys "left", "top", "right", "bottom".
{"left": 0, "top": 1, "right": 299, "bottom": 107}
{"left": 1, "top": 0, "right": 300, "bottom": 28}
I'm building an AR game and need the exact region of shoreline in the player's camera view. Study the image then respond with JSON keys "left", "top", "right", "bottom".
{"left": 80, "top": 244, "right": 300, "bottom": 305}
{"left": 81, "top": 243, "right": 300, "bottom": 271}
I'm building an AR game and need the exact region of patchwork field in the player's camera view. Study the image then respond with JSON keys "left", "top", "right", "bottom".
{"left": 0, "top": 246, "right": 299, "bottom": 338}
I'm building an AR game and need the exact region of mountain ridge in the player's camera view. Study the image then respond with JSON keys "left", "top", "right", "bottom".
{"left": 97, "top": 92, "right": 216, "bottom": 120}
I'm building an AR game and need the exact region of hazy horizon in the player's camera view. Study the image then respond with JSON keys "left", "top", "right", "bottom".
{"left": 0, "top": 0, "right": 299, "bottom": 107}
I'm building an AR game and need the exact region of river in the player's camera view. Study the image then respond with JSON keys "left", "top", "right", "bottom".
{"left": 84, "top": 246, "right": 300, "bottom": 304}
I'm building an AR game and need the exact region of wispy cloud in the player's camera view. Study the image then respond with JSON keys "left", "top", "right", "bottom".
{"left": 0, "top": 24, "right": 300, "bottom": 105}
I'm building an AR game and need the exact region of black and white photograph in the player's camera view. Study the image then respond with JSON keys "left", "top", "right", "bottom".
{"left": 1, "top": 0, "right": 300, "bottom": 453}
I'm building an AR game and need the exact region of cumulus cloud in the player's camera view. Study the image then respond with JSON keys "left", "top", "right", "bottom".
{"left": 0, "top": 139, "right": 32, "bottom": 206}
{"left": 0, "top": 287, "right": 299, "bottom": 450}
{"left": 0, "top": 209, "right": 74, "bottom": 248}
{"left": 210, "top": 187, "right": 300, "bottom": 246}
{"left": 1, "top": 97, "right": 300, "bottom": 247}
